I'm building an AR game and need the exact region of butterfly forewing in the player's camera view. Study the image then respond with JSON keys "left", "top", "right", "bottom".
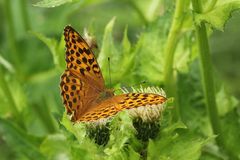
{"left": 64, "top": 26, "right": 104, "bottom": 91}
{"left": 60, "top": 26, "right": 107, "bottom": 121}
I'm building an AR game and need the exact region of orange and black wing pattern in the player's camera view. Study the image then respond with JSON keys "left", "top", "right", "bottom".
{"left": 63, "top": 25, "right": 104, "bottom": 90}
{"left": 78, "top": 93, "right": 166, "bottom": 122}
{"left": 60, "top": 26, "right": 167, "bottom": 123}
{"left": 60, "top": 26, "right": 105, "bottom": 121}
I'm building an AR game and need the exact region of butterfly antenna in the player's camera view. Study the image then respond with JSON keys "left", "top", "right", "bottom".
{"left": 108, "top": 57, "right": 112, "bottom": 87}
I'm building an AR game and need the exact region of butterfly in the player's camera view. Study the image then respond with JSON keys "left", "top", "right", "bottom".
{"left": 60, "top": 25, "right": 166, "bottom": 122}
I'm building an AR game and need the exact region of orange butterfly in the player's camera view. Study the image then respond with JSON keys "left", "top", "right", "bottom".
{"left": 60, "top": 26, "right": 166, "bottom": 122}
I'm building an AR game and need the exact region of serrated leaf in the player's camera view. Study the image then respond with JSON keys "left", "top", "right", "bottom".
{"left": 148, "top": 127, "right": 208, "bottom": 160}
{"left": 61, "top": 113, "right": 105, "bottom": 159}
{"left": 98, "top": 17, "right": 117, "bottom": 70}
{"left": 195, "top": 1, "right": 240, "bottom": 31}
{"left": 97, "top": 17, "right": 132, "bottom": 84}
{"left": 61, "top": 112, "right": 86, "bottom": 143}
{"left": 105, "top": 111, "right": 141, "bottom": 159}
{"left": 132, "top": 27, "right": 165, "bottom": 83}
{"left": 106, "top": 111, "right": 137, "bottom": 150}
{"left": 34, "top": 0, "right": 72, "bottom": 8}
{"left": 122, "top": 26, "right": 131, "bottom": 54}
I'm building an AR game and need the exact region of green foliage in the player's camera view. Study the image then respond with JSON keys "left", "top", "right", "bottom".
{"left": 148, "top": 122, "right": 207, "bottom": 160}
{"left": 195, "top": 1, "right": 240, "bottom": 31}
{"left": 59, "top": 108, "right": 207, "bottom": 160}
{"left": 0, "top": 0, "right": 240, "bottom": 160}
{"left": 0, "top": 118, "right": 45, "bottom": 159}
{"left": 32, "top": 31, "right": 65, "bottom": 70}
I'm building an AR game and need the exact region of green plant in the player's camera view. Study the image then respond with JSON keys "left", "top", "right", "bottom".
{"left": 0, "top": 0, "right": 240, "bottom": 159}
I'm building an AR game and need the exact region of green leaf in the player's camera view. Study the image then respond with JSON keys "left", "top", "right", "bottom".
{"left": 27, "top": 68, "right": 59, "bottom": 84}
{"left": 176, "top": 66, "right": 215, "bottom": 138}
{"left": 216, "top": 85, "right": 239, "bottom": 117}
{"left": 132, "top": 26, "right": 165, "bottom": 83}
{"left": 195, "top": 1, "right": 240, "bottom": 31}
{"left": 146, "top": 0, "right": 162, "bottom": 21}
{"left": 98, "top": 17, "right": 117, "bottom": 74}
{"left": 0, "top": 118, "right": 45, "bottom": 160}
{"left": 34, "top": 0, "right": 72, "bottom": 8}
{"left": 160, "top": 121, "right": 187, "bottom": 134}
{"left": 97, "top": 18, "right": 134, "bottom": 85}
{"left": 148, "top": 122, "right": 208, "bottom": 160}
{"left": 61, "top": 112, "right": 86, "bottom": 143}
{"left": 221, "top": 110, "right": 240, "bottom": 159}
{"left": 105, "top": 111, "right": 141, "bottom": 159}
{"left": 122, "top": 26, "right": 131, "bottom": 55}
{"left": 115, "top": 26, "right": 136, "bottom": 83}
{"left": 0, "top": 71, "right": 22, "bottom": 120}
{"left": 129, "top": 0, "right": 163, "bottom": 23}
{"left": 61, "top": 113, "right": 106, "bottom": 159}
{"left": 40, "top": 134, "right": 70, "bottom": 159}
{"left": 31, "top": 31, "right": 64, "bottom": 70}
{"left": 61, "top": 111, "right": 141, "bottom": 159}
{"left": 57, "top": 35, "right": 66, "bottom": 69}
{"left": 0, "top": 55, "right": 15, "bottom": 73}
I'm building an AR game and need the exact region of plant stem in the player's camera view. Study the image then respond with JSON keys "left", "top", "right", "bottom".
{"left": 191, "top": 0, "right": 237, "bottom": 159}
{"left": 4, "top": 0, "right": 22, "bottom": 78}
{"left": 20, "top": 0, "right": 31, "bottom": 31}
{"left": 163, "top": 0, "right": 186, "bottom": 121}
{"left": 4, "top": 0, "right": 17, "bottom": 55}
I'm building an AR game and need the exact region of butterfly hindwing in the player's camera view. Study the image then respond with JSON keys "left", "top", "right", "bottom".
{"left": 79, "top": 93, "right": 166, "bottom": 121}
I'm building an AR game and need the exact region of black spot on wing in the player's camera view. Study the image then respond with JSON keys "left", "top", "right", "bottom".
{"left": 78, "top": 48, "right": 83, "bottom": 54}
{"left": 83, "top": 48, "right": 91, "bottom": 55}
{"left": 88, "top": 58, "right": 94, "bottom": 65}
{"left": 82, "top": 57, "right": 87, "bottom": 64}
{"left": 80, "top": 68, "right": 85, "bottom": 75}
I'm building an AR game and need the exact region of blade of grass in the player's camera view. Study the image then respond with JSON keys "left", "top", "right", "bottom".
{"left": 0, "top": 68, "right": 22, "bottom": 126}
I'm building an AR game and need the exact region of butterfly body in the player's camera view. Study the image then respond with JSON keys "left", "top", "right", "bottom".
{"left": 60, "top": 25, "right": 166, "bottom": 122}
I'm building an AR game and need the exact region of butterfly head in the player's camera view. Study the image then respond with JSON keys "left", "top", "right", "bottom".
{"left": 98, "top": 89, "right": 114, "bottom": 101}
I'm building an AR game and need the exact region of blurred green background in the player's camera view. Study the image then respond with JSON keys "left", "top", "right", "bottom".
{"left": 210, "top": 11, "right": 240, "bottom": 99}
{"left": 0, "top": 0, "right": 240, "bottom": 159}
